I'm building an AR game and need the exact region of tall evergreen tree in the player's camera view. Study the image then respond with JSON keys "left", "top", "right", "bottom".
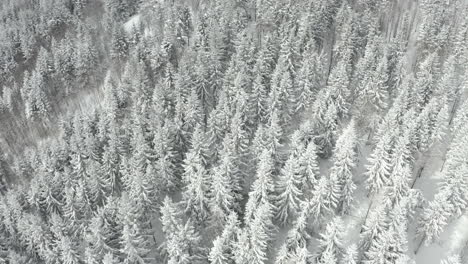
{"left": 248, "top": 202, "right": 276, "bottom": 264}
{"left": 298, "top": 140, "right": 321, "bottom": 196}
{"left": 417, "top": 190, "right": 452, "bottom": 247}
{"left": 209, "top": 136, "right": 240, "bottom": 230}
{"left": 244, "top": 149, "right": 276, "bottom": 225}
{"left": 365, "top": 131, "right": 393, "bottom": 195}
{"left": 182, "top": 149, "right": 211, "bottom": 222}
{"left": 315, "top": 217, "right": 345, "bottom": 264}
{"left": 329, "top": 120, "right": 358, "bottom": 214}
{"left": 275, "top": 151, "right": 303, "bottom": 226}
{"left": 341, "top": 244, "right": 358, "bottom": 264}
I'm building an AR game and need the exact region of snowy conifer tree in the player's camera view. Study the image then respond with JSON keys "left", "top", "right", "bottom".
{"left": 182, "top": 144, "right": 211, "bottom": 222}
{"left": 209, "top": 212, "right": 240, "bottom": 264}
{"left": 315, "top": 217, "right": 345, "bottom": 264}
{"left": 360, "top": 204, "right": 389, "bottom": 252}
{"left": 209, "top": 137, "right": 240, "bottom": 230}
{"left": 249, "top": 202, "right": 276, "bottom": 264}
{"left": 309, "top": 177, "right": 337, "bottom": 224}
{"left": 329, "top": 120, "right": 358, "bottom": 214}
{"left": 244, "top": 149, "right": 276, "bottom": 224}
{"left": 152, "top": 123, "right": 178, "bottom": 192}
{"left": 298, "top": 141, "right": 321, "bottom": 196}
{"left": 295, "top": 48, "right": 323, "bottom": 112}
{"left": 283, "top": 201, "right": 313, "bottom": 252}
{"left": 275, "top": 151, "right": 303, "bottom": 226}
{"left": 341, "top": 244, "right": 358, "bottom": 264}
{"left": 120, "top": 222, "right": 152, "bottom": 264}
{"left": 384, "top": 164, "right": 411, "bottom": 207}
{"left": 365, "top": 131, "right": 393, "bottom": 195}
{"left": 417, "top": 191, "right": 452, "bottom": 246}
{"left": 363, "top": 226, "right": 407, "bottom": 264}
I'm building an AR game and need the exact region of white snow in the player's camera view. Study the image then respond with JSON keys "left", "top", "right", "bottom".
{"left": 123, "top": 14, "right": 141, "bottom": 33}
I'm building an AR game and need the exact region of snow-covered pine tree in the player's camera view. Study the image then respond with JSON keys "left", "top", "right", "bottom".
{"left": 327, "top": 55, "right": 351, "bottom": 119}
{"left": 295, "top": 47, "right": 323, "bottom": 113}
{"left": 167, "top": 219, "right": 204, "bottom": 264}
{"left": 233, "top": 228, "right": 251, "bottom": 264}
{"left": 160, "top": 196, "right": 182, "bottom": 239}
{"left": 228, "top": 111, "right": 250, "bottom": 171}
{"left": 182, "top": 148, "right": 211, "bottom": 223}
{"left": 333, "top": 6, "right": 358, "bottom": 68}
{"left": 189, "top": 124, "right": 210, "bottom": 166}
{"left": 363, "top": 226, "right": 407, "bottom": 264}
{"left": 341, "top": 244, "right": 358, "bottom": 264}
{"left": 365, "top": 131, "right": 393, "bottom": 195}
{"left": 182, "top": 88, "right": 204, "bottom": 133}
{"left": 250, "top": 73, "right": 269, "bottom": 124}
{"left": 160, "top": 196, "right": 204, "bottom": 264}
{"left": 417, "top": 190, "right": 452, "bottom": 248}
{"left": 24, "top": 70, "right": 50, "bottom": 119}
{"left": 118, "top": 193, "right": 155, "bottom": 263}
{"left": 73, "top": 30, "right": 98, "bottom": 87}
{"left": 206, "top": 101, "right": 230, "bottom": 162}
{"left": 268, "top": 28, "right": 297, "bottom": 121}
{"left": 208, "top": 212, "right": 240, "bottom": 264}
{"left": 283, "top": 200, "right": 313, "bottom": 253}
{"left": 291, "top": 246, "right": 313, "bottom": 264}
{"left": 102, "top": 253, "right": 118, "bottom": 264}
{"left": 391, "top": 129, "right": 414, "bottom": 173}
{"left": 438, "top": 131, "right": 468, "bottom": 216}
{"left": 329, "top": 120, "right": 358, "bottom": 214}
{"left": 298, "top": 140, "right": 321, "bottom": 197}
{"left": 152, "top": 122, "right": 178, "bottom": 193}
{"left": 274, "top": 243, "right": 292, "bottom": 264}
{"left": 265, "top": 109, "right": 284, "bottom": 158}
{"left": 355, "top": 52, "right": 390, "bottom": 136}
{"left": 360, "top": 203, "right": 389, "bottom": 252}
{"left": 209, "top": 235, "right": 230, "bottom": 264}
{"left": 36, "top": 46, "right": 54, "bottom": 79}
{"left": 275, "top": 149, "right": 303, "bottom": 226}
{"left": 315, "top": 217, "right": 345, "bottom": 264}
{"left": 120, "top": 221, "right": 152, "bottom": 264}
{"left": 309, "top": 176, "right": 337, "bottom": 224}
{"left": 209, "top": 136, "right": 240, "bottom": 230}
{"left": 413, "top": 52, "right": 438, "bottom": 111}
{"left": 310, "top": 89, "right": 339, "bottom": 158}
{"left": 354, "top": 23, "right": 380, "bottom": 94}
{"left": 244, "top": 149, "right": 276, "bottom": 225}
{"left": 123, "top": 128, "right": 155, "bottom": 209}
{"left": 431, "top": 102, "right": 449, "bottom": 144}
{"left": 57, "top": 235, "right": 81, "bottom": 264}
{"left": 85, "top": 212, "right": 116, "bottom": 262}
{"left": 16, "top": 212, "right": 52, "bottom": 260}
{"left": 384, "top": 164, "right": 411, "bottom": 208}
{"left": 248, "top": 201, "right": 276, "bottom": 264}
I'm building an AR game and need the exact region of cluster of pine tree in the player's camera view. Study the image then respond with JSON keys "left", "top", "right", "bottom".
{"left": 0, "top": 0, "right": 468, "bottom": 263}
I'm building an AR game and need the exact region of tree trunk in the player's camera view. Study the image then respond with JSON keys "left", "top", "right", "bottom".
{"left": 411, "top": 161, "right": 426, "bottom": 188}
{"left": 440, "top": 157, "right": 446, "bottom": 172}
{"left": 149, "top": 221, "right": 157, "bottom": 244}
{"left": 448, "top": 96, "right": 459, "bottom": 126}
{"left": 367, "top": 129, "right": 373, "bottom": 143}
{"left": 418, "top": 162, "right": 425, "bottom": 178}
{"left": 361, "top": 193, "right": 375, "bottom": 233}
{"left": 414, "top": 234, "right": 426, "bottom": 254}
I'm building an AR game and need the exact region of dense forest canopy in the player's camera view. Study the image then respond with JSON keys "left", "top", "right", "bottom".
{"left": 0, "top": 0, "right": 468, "bottom": 263}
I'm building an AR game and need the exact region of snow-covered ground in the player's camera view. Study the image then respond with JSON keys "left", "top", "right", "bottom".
{"left": 123, "top": 14, "right": 141, "bottom": 33}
